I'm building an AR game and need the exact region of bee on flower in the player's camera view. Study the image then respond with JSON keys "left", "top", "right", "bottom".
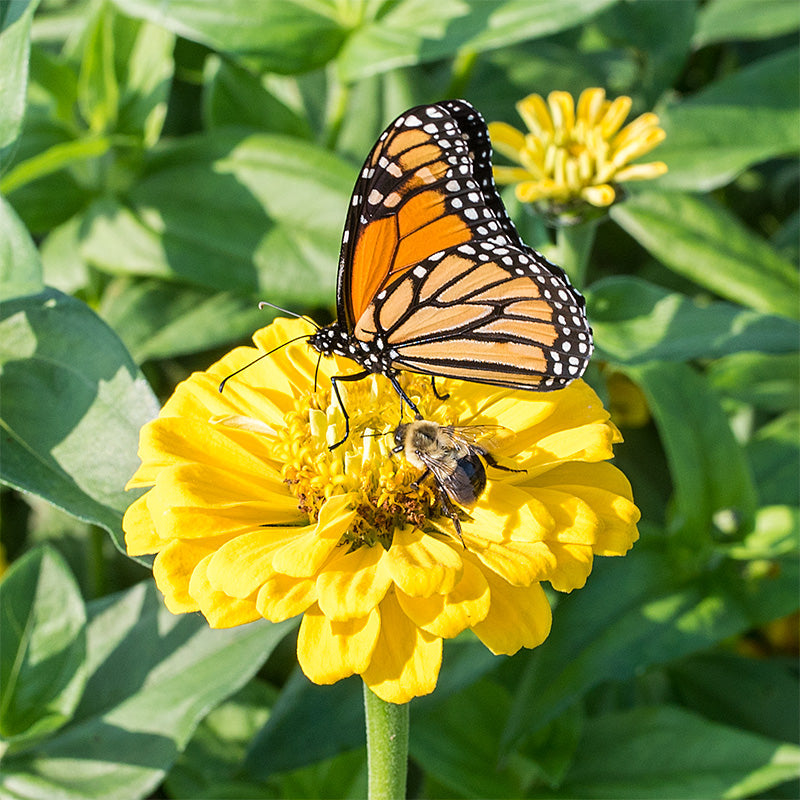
{"left": 123, "top": 319, "right": 640, "bottom": 705}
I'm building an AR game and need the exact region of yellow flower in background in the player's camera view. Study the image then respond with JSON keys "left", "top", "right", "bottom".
{"left": 490, "top": 88, "right": 667, "bottom": 213}
{"left": 123, "top": 318, "right": 640, "bottom": 704}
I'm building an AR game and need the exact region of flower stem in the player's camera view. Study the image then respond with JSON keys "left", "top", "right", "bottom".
{"left": 555, "top": 218, "right": 600, "bottom": 289}
{"left": 363, "top": 682, "right": 409, "bottom": 800}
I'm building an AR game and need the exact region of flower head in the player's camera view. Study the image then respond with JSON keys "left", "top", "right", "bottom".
{"left": 123, "top": 318, "right": 640, "bottom": 704}
{"left": 490, "top": 88, "right": 667, "bottom": 218}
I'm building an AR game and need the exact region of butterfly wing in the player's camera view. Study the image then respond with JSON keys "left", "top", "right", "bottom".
{"left": 337, "top": 100, "right": 522, "bottom": 329}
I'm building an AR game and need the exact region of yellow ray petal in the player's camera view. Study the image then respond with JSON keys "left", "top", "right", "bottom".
{"left": 383, "top": 527, "right": 463, "bottom": 597}
{"left": 547, "top": 542, "right": 594, "bottom": 592}
{"left": 297, "top": 604, "right": 380, "bottom": 683}
{"left": 316, "top": 543, "right": 393, "bottom": 621}
{"left": 256, "top": 573, "right": 317, "bottom": 622}
{"left": 123, "top": 492, "right": 163, "bottom": 556}
{"left": 397, "top": 557, "right": 490, "bottom": 637}
{"left": 271, "top": 493, "right": 359, "bottom": 577}
{"left": 189, "top": 553, "right": 261, "bottom": 628}
{"left": 472, "top": 573, "right": 552, "bottom": 655}
{"left": 361, "top": 591, "right": 442, "bottom": 704}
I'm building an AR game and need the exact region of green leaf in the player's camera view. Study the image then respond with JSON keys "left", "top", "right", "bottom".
{"left": 668, "top": 652, "right": 800, "bottom": 744}
{"left": 98, "top": 278, "right": 268, "bottom": 363}
{"left": 165, "top": 680, "right": 278, "bottom": 800}
{"left": 0, "top": 580, "right": 295, "bottom": 800}
{"left": 410, "top": 680, "right": 521, "bottom": 799}
{"left": 0, "top": 289, "right": 160, "bottom": 545}
{"left": 77, "top": 3, "right": 119, "bottom": 133}
{"left": 708, "top": 352, "right": 799, "bottom": 412}
{"left": 586, "top": 277, "right": 800, "bottom": 365}
{"left": 501, "top": 534, "right": 799, "bottom": 754}
{"left": 0, "top": 546, "right": 87, "bottom": 748}
{"left": 0, "top": 0, "right": 40, "bottom": 160}
{"left": 0, "top": 193, "right": 43, "bottom": 298}
{"left": 79, "top": 131, "right": 352, "bottom": 301}
{"left": 628, "top": 361, "right": 758, "bottom": 542}
{"left": 338, "top": 0, "right": 616, "bottom": 83}
{"left": 611, "top": 191, "right": 800, "bottom": 319}
{"left": 723, "top": 505, "right": 798, "bottom": 562}
{"left": 112, "top": 10, "right": 175, "bottom": 145}
{"left": 653, "top": 48, "right": 800, "bottom": 191}
{"left": 747, "top": 412, "right": 799, "bottom": 507}
{"left": 202, "top": 57, "right": 311, "bottom": 138}
{"left": 109, "top": 0, "right": 347, "bottom": 74}
{"left": 545, "top": 705, "right": 800, "bottom": 799}
{"left": 694, "top": 0, "right": 800, "bottom": 47}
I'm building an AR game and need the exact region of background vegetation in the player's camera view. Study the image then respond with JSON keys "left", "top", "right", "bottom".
{"left": 1, "top": 0, "right": 798, "bottom": 798}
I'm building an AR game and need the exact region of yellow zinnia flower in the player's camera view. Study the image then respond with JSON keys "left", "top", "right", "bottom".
{"left": 123, "top": 318, "right": 640, "bottom": 704}
{"left": 489, "top": 88, "right": 667, "bottom": 215}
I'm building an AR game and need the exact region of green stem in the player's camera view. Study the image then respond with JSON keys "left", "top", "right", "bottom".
{"left": 363, "top": 682, "right": 409, "bottom": 800}
{"left": 555, "top": 218, "right": 600, "bottom": 290}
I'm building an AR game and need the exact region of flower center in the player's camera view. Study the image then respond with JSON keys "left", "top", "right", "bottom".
{"left": 270, "top": 372, "right": 457, "bottom": 547}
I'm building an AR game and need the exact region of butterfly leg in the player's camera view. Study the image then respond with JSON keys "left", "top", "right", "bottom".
{"left": 388, "top": 374, "right": 422, "bottom": 420}
{"left": 430, "top": 376, "right": 450, "bottom": 401}
{"left": 329, "top": 370, "right": 370, "bottom": 449}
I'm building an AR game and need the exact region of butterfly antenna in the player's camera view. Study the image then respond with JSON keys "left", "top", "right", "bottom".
{"left": 258, "top": 300, "right": 321, "bottom": 331}
{"left": 218, "top": 333, "right": 311, "bottom": 393}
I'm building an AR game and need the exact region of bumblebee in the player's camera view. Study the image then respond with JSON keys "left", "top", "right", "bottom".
{"left": 392, "top": 420, "right": 522, "bottom": 540}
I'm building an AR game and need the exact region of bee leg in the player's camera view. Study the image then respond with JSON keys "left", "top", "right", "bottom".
{"left": 437, "top": 490, "right": 465, "bottom": 548}
{"left": 430, "top": 376, "right": 449, "bottom": 401}
{"left": 411, "top": 468, "right": 431, "bottom": 490}
{"left": 329, "top": 371, "right": 370, "bottom": 450}
{"left": 482, "top": 452, "right": 526, "bottom": 474}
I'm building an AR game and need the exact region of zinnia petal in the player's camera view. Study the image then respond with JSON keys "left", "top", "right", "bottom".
{"left": 297, "top": 604, "right": 380, "bottom": 683}
{"left": 361, "top": 591, "right": 442, "bottom": 704}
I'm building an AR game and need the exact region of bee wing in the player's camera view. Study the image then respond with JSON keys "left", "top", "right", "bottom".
{"left": 444, "top": 424, "right": 510, "bottom": 452}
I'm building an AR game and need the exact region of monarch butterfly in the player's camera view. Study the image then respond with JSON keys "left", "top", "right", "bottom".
{"left": 306, "top": 99, "right": 593, "bottom": 446}
{"left": 392, "top": 419, "right": 523, "bottom": 541}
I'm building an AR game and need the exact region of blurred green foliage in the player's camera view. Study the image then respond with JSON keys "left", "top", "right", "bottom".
{"left": 1, "top": 0, "right": 798, "bottom": 798}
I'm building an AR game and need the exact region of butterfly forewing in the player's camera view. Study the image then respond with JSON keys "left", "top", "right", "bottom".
{"left": 339, "top": 100, "right": 527, "bottom": 328}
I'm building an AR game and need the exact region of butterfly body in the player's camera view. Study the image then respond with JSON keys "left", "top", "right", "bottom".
{"left": 307, "top": 99, "right": 593, "bottom": 442}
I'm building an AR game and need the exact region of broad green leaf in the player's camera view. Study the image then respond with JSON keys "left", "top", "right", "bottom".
{"left": 109, "top": 0, "right": 347, "bottom": 74}
{"left": 39, "top": 216, "right": 90, "bottom": 294}
{"left": 165, "top": 680, "right": 278, "bottom": 800}
{"left": 338, "top": 0, "right": 616, "bottom": 83}
{"left": 0, "top": 134, "right": 112, "bottom": 195}
{"left": 694, "top": 0, "right": 800, "bottom": 47}
{"left": 653, "top": 48, "right": 800, "bottom": 191}
{"left": 77, "top": 2, "right": 119, "bottom": 133}
{"left": 98, "top": 278, "right": 268, "bottom": 363}
{"left": 0, "top": 580, "right": 294, "bottom": 800}
{"left": 747, "top": 412, "right": 799, "bottom": 507}
{"left": 0, "top": 193, "right": 43, "bottom": 298}
{"left": 544, "top": 705, "right": 800, "bottom": 799}
{"left": 112, "top": 10, "right": 175, "bottom": 145}
{"left": 79, "top": 131, "right": 352, "bottom": 301}
{"left": 586, "top": 277, "right": 800, "bottom": 365}
{"left": 594, "top": 0, "right": 695, "bottom": 105}
{"left": 0, "top": 0, "right": 40, "bottom": 160}
{"left": 0, "top": 289, "right": 160, "bottom": 545}
{"left": 410, "top": 680, "right": 521, "bottom": 799}
{"left": 611, "top": 191, "right": 800, "bottom": 319}
{"left": 628, "top": 361, "right": 757, "bottom": 542}
{"left": 0, "top": 547, "right": 87, "bottom": 748}
{"left": 668, "top": 652, "right": 800, "bottom": 744}
{"left": 501, "top": 539, "right": 799, "bottom": 753}
{"left": 202, "top": 57, "right": 311, "bottom": 138}
{"left": 708, "top": 352, "right": 799, "bottom": 412}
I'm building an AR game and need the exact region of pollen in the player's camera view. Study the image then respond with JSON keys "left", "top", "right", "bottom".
{"left": 269, "top": 373, "right": 444, "bottom": 547}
